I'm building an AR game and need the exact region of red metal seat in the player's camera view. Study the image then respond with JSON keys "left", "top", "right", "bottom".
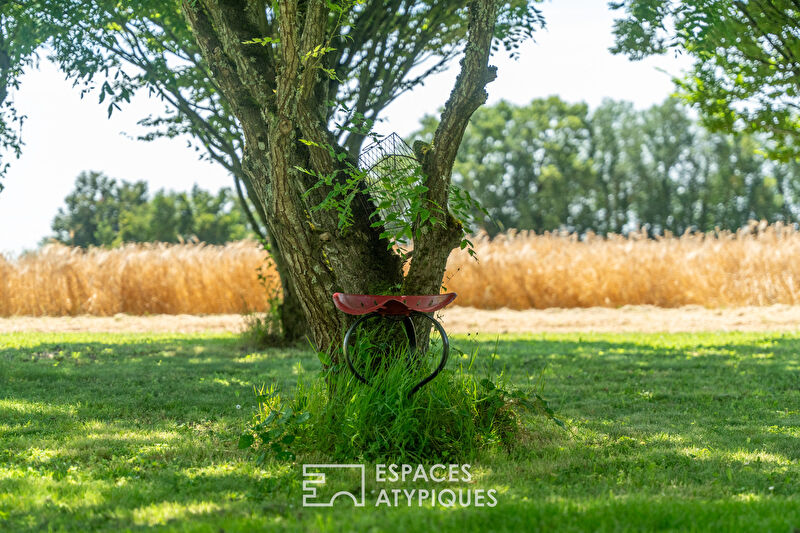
{"left": 332, "top": 292, "right": 457, "bottom": 316}
{"left": 333, "top": 292, "right": 457, "bottom": 396}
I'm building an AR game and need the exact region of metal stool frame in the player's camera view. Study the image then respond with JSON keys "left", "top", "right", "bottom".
{"left": 342, "top": 311, "right": 450, "bottom": 397}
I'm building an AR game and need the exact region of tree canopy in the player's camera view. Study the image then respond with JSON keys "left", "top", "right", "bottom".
{"left": 0, "top": 0, "right": 543, "bottom": 202}
{"left": 611, "top": 0, "right": 800, "bottom": 161}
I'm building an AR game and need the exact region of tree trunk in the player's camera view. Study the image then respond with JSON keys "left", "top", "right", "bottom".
{"left": 232, "top": 166, "right": 308, "bottom": 341}
{"left": 183, "top": 0, "right": 498, "bottom": 359}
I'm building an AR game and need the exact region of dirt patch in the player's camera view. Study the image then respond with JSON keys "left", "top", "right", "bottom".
{"left": 0, "top": 314, "right": 248, "bottom": 334}
{"left": 439, "top": 305, "right": 800, "bottom": 333}
{"left": 2, "top": 305, "right": 799, "bottom": 335}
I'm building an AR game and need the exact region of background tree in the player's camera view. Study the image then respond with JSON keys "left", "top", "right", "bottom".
{"left": 417, "top": 97, "right": 594, "bottom": 235}
{"left": 610, "top": 0, "right": 800, "bottom": 162}
{"left": 51, "top": 171, "right": 148, "bottom": 247}
{"left": 585, "top": 99, "right": 640, "bottom": 234}
{"left": 51, "top": 171, "right": 249, "bottom": 247}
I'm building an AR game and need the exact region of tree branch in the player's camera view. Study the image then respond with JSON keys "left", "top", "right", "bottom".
{"left": 404, "top": 0, "right": 499, "bottom": 294}
{"left": 425, "top": 0, "right": 498, "bottom": 205}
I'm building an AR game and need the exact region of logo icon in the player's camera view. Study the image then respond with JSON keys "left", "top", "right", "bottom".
{"left": 302, "top": 464, "right": 366, "bottom": 507}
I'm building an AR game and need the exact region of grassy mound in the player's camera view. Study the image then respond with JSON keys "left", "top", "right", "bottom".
{"left": 239, "top": 340, "right": 562, "bottom": 463}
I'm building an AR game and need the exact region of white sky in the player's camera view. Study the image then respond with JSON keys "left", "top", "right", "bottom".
{"left": 0, "top": 1, "right": 689, "bottom": 255}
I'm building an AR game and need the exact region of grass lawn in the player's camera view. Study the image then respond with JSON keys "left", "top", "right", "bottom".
{"left": 1, "top": 330, "right": 799, "bottom": 532}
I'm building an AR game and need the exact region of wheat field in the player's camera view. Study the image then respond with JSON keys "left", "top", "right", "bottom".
{"left": 448, "top": 222, "right": 800, "bottom": 309}
{"left": 0, "top": 241, "right": 279, "bottom": 316}
{"left": 2, "top": 222, "right": 799, "bottom": 316}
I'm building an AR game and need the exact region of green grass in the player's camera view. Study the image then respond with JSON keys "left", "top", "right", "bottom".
{"left": 1, "top": 330, "right": 799, "bottom": 532}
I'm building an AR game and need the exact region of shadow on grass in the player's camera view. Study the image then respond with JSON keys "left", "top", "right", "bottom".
{"left": 0, "top": 334, "right": 313, "bottom": 531}
{"left": 452, "top": 333, "right": 800, "bottom": 500}
{"left": 1, "top": 331, "right": 799, "bottom": 531}
{"left": 0, "top": 337, "right": 314, "bottom": 411}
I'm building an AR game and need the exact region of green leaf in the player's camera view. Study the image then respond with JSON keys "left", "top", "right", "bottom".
{"left": 242, "top": 36, "right": 280, "bottom": 46}
{"left": 316, "top": 351, "right": 331, "bottom": 366}
{"left": 276, "top": 450, "right": 295, "bottom": 461}
{"left": 238, "top": 434, "right": 255, "bottom": 449}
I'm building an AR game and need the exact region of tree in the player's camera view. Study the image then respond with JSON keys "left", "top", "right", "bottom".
{"left": 178, "top": 185, "right": 250, "bottom": 244}
{"left": 623, "top": 98, "right": 792, "bottom": 233}
{"left": 51, "top": 171, "right": 148, "bottom": 247}
{"left": 0, "top": 0, "right": 542, "bottom": 341}
{"left": 2, "top": 0, "right": 308, "bottom": 335}
{"left": 584, "top": 99, "right": 640, "bottom": 234}
{"left": 51, "top": 171, "right": 250, "bottom": 246}
{"left": 631, "top": 97, "right": 698, "bottom": 233}
{"left": 610, "top": 0, "right": 800, "bottom": 162}
{"left": 171, "top": 0, "right": 522, "bottom": 355}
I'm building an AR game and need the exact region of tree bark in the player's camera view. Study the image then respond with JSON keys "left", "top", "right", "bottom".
{"left": 182, "top": 0, "right": 498, "bottom": 358}
{"left": 232, "top": 165, "right": 307, "bottom": 341}
{"left": 404, "top": 0, "right": 498, "bottom": 296}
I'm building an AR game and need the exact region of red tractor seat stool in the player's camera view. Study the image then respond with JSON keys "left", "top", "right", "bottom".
{"left": 332, "top": 292, "right": 457, "bottom": 396}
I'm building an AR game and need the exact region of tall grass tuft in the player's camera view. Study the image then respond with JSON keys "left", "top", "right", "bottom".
{"left": 239, "top": 339, "right": 554, "bottom": 463}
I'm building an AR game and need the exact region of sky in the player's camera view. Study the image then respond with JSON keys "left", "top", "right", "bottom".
{"left": 0, "top": 1, "right": 690, "bottom": 255}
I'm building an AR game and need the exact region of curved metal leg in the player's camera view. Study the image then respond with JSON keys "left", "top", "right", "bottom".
{"left": 342, "top": 311, "right": 449, "bottom": 397}
{"left": 401, "top": 315, "right": 417, "bottom": 355}
{"left": 342, "top": 312, "right": 378, "bottom": 385}
{"left": 408, "top": 312, "right": 450, "bottom": 397}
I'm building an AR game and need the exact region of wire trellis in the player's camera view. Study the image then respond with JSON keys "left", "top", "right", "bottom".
{"left": 357, "top": 133, "right": 420, "bottom": 235}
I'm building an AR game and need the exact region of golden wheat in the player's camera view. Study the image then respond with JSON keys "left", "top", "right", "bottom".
{"left": 446, "top": 221, "right": 800, "bottom": 309}
{"left": 0, "top": 241, "right": 279, "bottom": 316}
{"left": 2, "top": 222, "right": 800, "bottom": 316}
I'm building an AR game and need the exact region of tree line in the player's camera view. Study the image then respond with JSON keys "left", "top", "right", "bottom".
{"left": 50, "top": 171, "right": 250, "bottom": 247}
{"left": 419, "top": 96, "right": 800, "bottom": 236}
{"left": 56, "top": 95, "right": 800, "bottom": 247}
